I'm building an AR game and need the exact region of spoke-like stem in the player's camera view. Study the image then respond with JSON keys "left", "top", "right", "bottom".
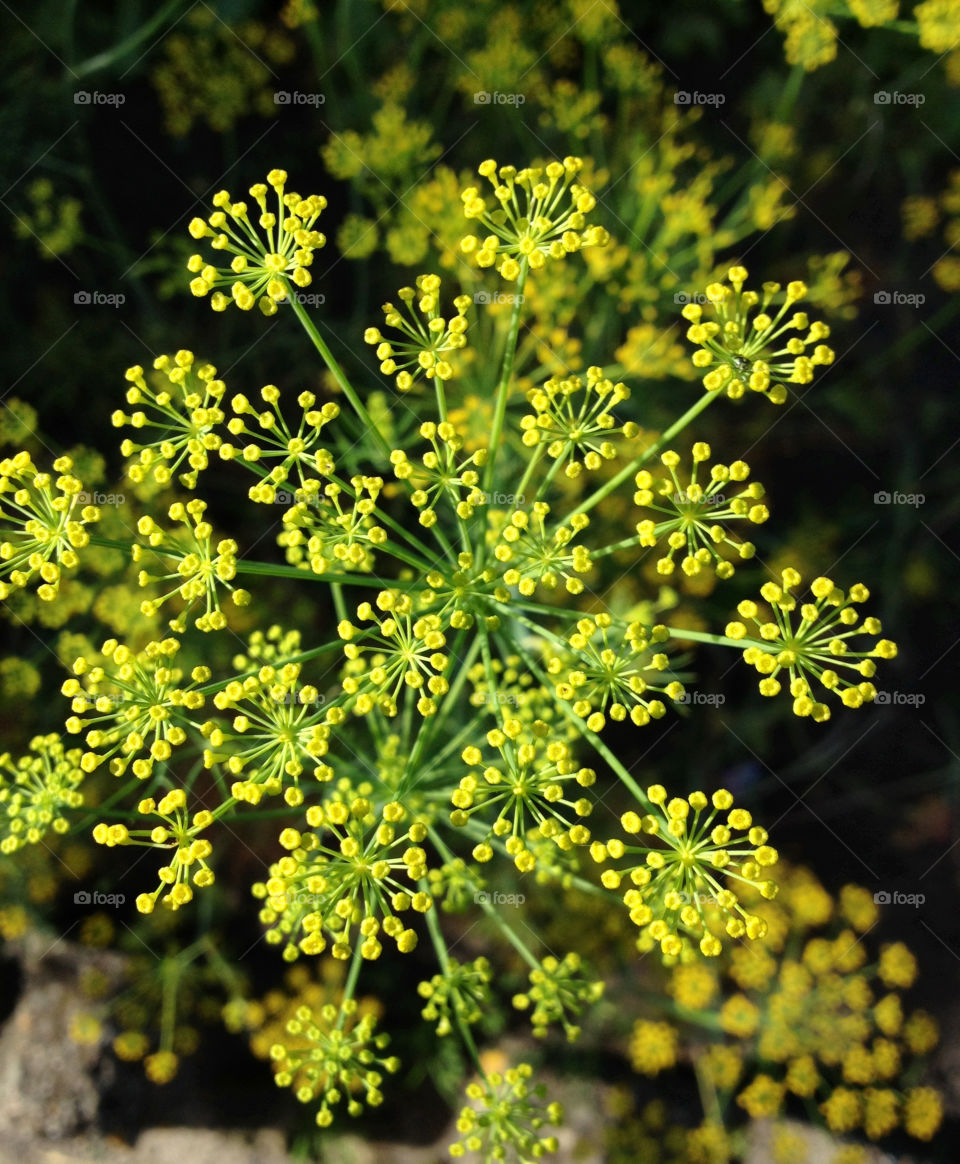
{"left": 422, "top": 896, "right": 485, "bottom": 1073}
{"left": 507, "top": 636, "right": 652, "bottom": 809}
{"left": 233, "top": 558, "right": 417, "bottom": 587}
{"left": 427, "top": 827, "right": 539, "bottom": 972}
{"left": 663, "top": 626, "right": 763, "bottom": 651}
{"left": 287, "top": 292, "right": 392, "bottom": 463}
{"left": 482, "top": 262, "right": 530, "bottom": 495}
{"left": 336, "top": 941, "right": 366, "bottom": 1030}
{"left": 569, "top": 389, "right": 718, "bottom": 520}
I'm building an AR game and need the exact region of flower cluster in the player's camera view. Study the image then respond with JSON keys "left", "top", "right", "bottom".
{"left": 225, "top": 386, "right": 339, "bottom": 487}
{"left": 450, "top": 1062, "right": 563, "bottom": 1159}
{"left": 338, "top": 593, "right": 450, "bottom": 718}
{"left": 187, "top": 169, "right": 327, "bottom": 313}
{"left": 0, "top": 452, "right": 100, "bottom": 601}
{"left": 114, "top": 352, "right": 226, "bottom": 490}
{"left": 726, "top": 568, "right": 897, "bottom": 720}
{"left": 634, "top": 445, "right": 768, "bottom": 578}
{"left": 134, "top": 500, "right": 250, "bottom": 632}
{"left": 93, "top": 789, "right": 215, "bottom": 913}
{"left": 62, "top": 638, "right": 207, "bottom": 778}
{"left": 0, "top": 733, "right": 84, "bottom": 853}
{"left": 679, "top": 866, "right": 943, "bottom": 1143}
{"left": 456, "top": 723, "right": 595, "bottom": 869}
{"left": 460, "top": 157, "right": 609, "bottom": 277}
{"left": 521, "top": 367, "right": 638, "bottom": 478}
{"left": 591, "top": 786, "right": 779, "bottom": 958}
{"left": 418, "top": 956, "right": 492, "bottom": 1036}
{"left": 278, "top": 475, "right": 386, "bottom": 574}
{"left": 365, "top": 274, "right": 471, "bottom": 391}
{"left": 0, "top": 153, "right": 923, "bottom": 1151}
{"left": 253, "top": 797, "right": 430, "bottom": 960}
{"left": 548, "top": 616, "right": 684, "bottom": 730}
{"left": 682, "top": 267, "right": 835, "bottom": 404}
{"left": 203, "top": 662, "right": 333, "bottom": 804}
{"left": 513, "top": 952, "right": 604, "bottom": 1041}
{"left": 268, "top": 999, "right": 400, "bottom": 1126}
{"left": 391, "top": 422, "right": 488, "bottom": 527}
{"left": 492, "top": 503, "right": 592, "bottom": 596}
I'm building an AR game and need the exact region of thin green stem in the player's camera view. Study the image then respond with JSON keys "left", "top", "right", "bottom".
{"left": 507, "top": 636, "right": 652, "bottom": 809}
{"left": 231, "top": 558, "right": 419, "bottom": 587}
{"left": 287, "top": 293, "right": 392, "bottom": 463}
{"left": 427, "top": 827, "right": 539, "bottom": 972}
{"left": 663, "top": 626, "right": 761, "bottom": 651}
{"left": 423, "top": 899, "right": 485, "bottom": 1073}
{"left": 336, "top": 942, "right": 365, "bottom": 1031}
{"left": 482, "top": 263, "right": 530, "bottom": 495}
{"left": 569, "top": 389, "right": 718, "bottom": 520}
{"left": 72, "top": 0, "right": 187, "bottom": 77}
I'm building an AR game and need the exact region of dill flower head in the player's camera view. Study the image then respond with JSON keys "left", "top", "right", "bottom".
{"left": 0, "top": 452, "right": 100, "bottom": 601}
{"left": 62, "top": 637, "right": 208, "bottom": 778}
{"left": 450, "top": 1062, "right": 563, "bottom": 1159}
{"left": 547, "top": 615, "right": 684, "bottom": 731}
{"left": 460, "top": 157, "right": 609, "bottom": 278}
{"left": 521, "top": 366, "right": 638, "bottom": 478}
{"left": 365, "top": 274, "right": 472, "bottom": 392}
{"left": 253, "top": 797, "right": 431, "bottom": 961}
{"left": 224, "top": 385, "right": 339, "bottom": 488}
{"left": 391, "top": 422, "right": 488, "bottom": 528}
{"left": 115, "top": 352, "right": 225, "bottom": 490}
{"left": 203, "top": 662, "right": 333, "bottom": 805}
{"left": 591, "top": 786, "right": 779, "bottom": 958}
{"left": 93, "top": 788, "right": 215, "bottom": 913}
{"left": 725, "top": 568, "right": 896, "bottom": 720}
{"left": 338, "top": 591, "right": 450, "bottom": 718}
{"left": 133, "top": 500, "right": 250, "bottom": 632}
{"left": 914, "top": 0, "right": 960, "bottom": 52}
{"left": 278, "top": 474, "right": 386, "bottom": 575}
{"left": 492, "top": 502, "right": 592, "bottom": 597}
{"left": 418, "top": 955, "right": 492, "bottom": 1036}
{"left": 512, "top": 952, "right": 604, "bottom": 1041}
{"left": 455, "top": 722, "right": 595, "bottom": 870}
{"left": 0, "top": 733, "right": 84, "bottom": 853}
{"left": 680, "top": 866, "right": 946, "bottom": 1144}
{"left": 682, "top": 266, "right": 834, "bottom": 405}
{"left": 187, "top": 169, "right": 326, "bottom": 313}
{"left": 629, "top": 1019, "right": 679, "bottom": 1076}
{"left": 268, "top": 999, "right": 400, "bottom": 1126}
{"left": 634, "top": 444, "right": 768, "bottom": 579}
